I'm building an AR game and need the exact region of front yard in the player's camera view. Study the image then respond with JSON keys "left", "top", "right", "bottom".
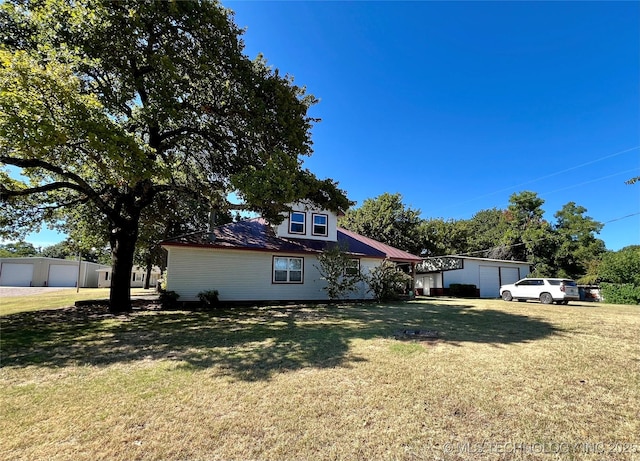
{"left": 1, "top": 298, "right": 639, "bottom": 460}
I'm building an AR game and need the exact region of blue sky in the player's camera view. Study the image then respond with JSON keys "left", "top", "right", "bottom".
{"left": 20, "top": 1, "right": 640, "bottom": 251}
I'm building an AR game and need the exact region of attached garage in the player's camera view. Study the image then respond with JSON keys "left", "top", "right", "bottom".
{"left": 48, "top": 264, "right": 79, "bottom": 287}
{"left": 0, "top": 263, "right": 34, "bottom": 286}
{"left": 415, "top": 256, "right": 531, "bottom": 298}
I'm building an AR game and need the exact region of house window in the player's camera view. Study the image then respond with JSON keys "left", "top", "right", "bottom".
{"left": 289, "top": 212, "right": 305, "bottom": 234}
{"left": 273, "top": 256, "right": 304, "bottom": 283}
{"left": 105, "top": 272, "right": 109, "bottom": 281}
{"left": 345, "top": 259, "right": 360, "bottom": 277}
{"left": 312, "top": 213, "right": 328, "bottom": 236}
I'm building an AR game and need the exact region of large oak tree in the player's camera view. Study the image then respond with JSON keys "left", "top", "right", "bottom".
{"left": 0, "top": 0, "right": 349, "bottom": 312}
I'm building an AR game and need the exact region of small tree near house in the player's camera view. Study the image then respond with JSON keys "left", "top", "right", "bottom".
{"left": 316, "top": 244, "right": 362, "bottom": 300}
{"left": 364, "top": 259, "right": 413, "bottom": 302}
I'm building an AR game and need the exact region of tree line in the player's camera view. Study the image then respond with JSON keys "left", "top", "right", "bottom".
{"left": 339, "top": 191, "right": 639, "bottom": 302}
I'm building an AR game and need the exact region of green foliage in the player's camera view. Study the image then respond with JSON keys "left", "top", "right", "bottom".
{"left": 198, "top": 290, "right": 220, "bottom": 309}
{"left": 159, "top": 290, "right": 180, "bottom": 310}
{"left": 448, "top": 284, "right": 478, "bottom": 298}
{"left": 315, "top": 244, "right": 362, "bottom": 300}
{"left": 364, "top": 259, "right": 413, "bottom": 302}
{"left": 552, "top": 202, "right": 606, "bottom": 279}
{"left": 419, "top": 218, "right": 469, "bottom": 257}
{"left": 597, "top": 246, "right": 640, "bottom": 285}
{"left": 339, "top": 193, "right": 422, "bottom": 255}
{"left": 600, "top": 283, "right": 640, "bottom": 305}
{"left": 0, "top": 241, "right": 39, "bottom": 257}
{"left": 0, "top": 0, "right": 348, "bottom": 311}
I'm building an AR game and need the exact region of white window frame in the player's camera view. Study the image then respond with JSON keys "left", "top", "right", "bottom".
{"left": 312, "top": 213, "right": 328, "bottom": 237}
{"left": 273, "top": 256, "right": 304, "bottom": 284}
{"left": 345, "top": 258, "right": 360, "bottom": 277}
{"left": 289, "top": 212, "right": 306, "bottom": 235}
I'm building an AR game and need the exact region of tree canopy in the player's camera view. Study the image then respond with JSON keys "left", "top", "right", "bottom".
{"left": 339, "top": 193, "right": 423, "bottom": 255}
{"left": 0, "top": 0, "right": 349, "bottom": 312}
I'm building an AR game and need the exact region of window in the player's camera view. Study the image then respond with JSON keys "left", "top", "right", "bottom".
{"left": 289, "top": 212, "right": 305, "bottom": 234}
{"left": 105, "top": 272, "right": 109, "bottom": 281}
{"left": 345, "top": 259, "right": 360, "bottom": 277}
{"left": 273, "top": 256, "right": 304, "bottom": 283}
{"left": 312, "top": 213, "right": 328, "bottom": 236}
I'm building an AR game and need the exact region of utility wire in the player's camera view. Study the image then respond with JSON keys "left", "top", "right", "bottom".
{"left": 435, "top": 145, "right": 640, "bottom": 212}
{"left": 425, "top": 211, "right": 640, "bottom": 260}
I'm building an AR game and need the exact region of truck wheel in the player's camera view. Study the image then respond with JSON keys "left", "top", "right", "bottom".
{"left": 540, "top": 292, "right": 553, "bottom": 304}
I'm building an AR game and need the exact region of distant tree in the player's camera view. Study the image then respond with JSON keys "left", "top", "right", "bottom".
{"left": 598, "top": 246, "right": 640, "bottom": 305}
{"left": 0, "top": 241, "right": 39, "bottom": 257}
{"left": 0, "top": 0, "right": 349, "bottom": 312}
{"left": 339, "top": 193, "right": 422, "bottom": 255}
{"left": 465, "top": 208, "right": 510, "bottom": 257}
{"left": 40, "top": 241, "right": 74, "bottom": 260}
{"left": 502, "top": 191, "right": 555, "bottom": 271}
{"left": 418, "top": 218, "right": 469, "bottom": 256}
{"left": 552, "top": 202, "right": 606, "bottom": 279}
{"left": 598, "top": 246, "right": 640, "bottom": 285}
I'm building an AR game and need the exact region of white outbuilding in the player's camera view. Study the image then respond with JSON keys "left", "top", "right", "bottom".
{"left": 415, "top": 256, "right": 531, "bottom": 298}
{"left": 0, "top": 257, "right": 109, "bottom": 287}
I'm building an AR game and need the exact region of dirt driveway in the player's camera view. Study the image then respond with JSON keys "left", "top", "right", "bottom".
{"left": 0, "top": 287, "right": 76, "bottom": 298}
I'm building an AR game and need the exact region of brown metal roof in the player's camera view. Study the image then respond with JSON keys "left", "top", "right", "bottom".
{"left": 161, "top": 220, "right": 421, "bottom": 263}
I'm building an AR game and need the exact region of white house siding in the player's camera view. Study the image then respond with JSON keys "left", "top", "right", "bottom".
{"left": 165, "top": 246, "right": 378, "bottom": 302}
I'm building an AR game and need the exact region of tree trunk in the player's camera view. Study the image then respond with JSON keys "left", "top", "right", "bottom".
{"left": 109, "top": 221, "right": 140, "bottom": 314}
{"left": 144, "top": 258, "right": 152, "bottom": 290}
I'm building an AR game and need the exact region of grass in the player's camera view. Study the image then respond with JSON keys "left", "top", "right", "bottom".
{"left": 1, "top": 297, "right": 639, "bottom": 460}
{"left": 0, "top": 288, "right": 153, "bottom": 316}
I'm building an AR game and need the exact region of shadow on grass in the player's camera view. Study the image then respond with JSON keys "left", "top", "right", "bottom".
{"left": 0, "top": 299, "right": 560, "bottom": 381}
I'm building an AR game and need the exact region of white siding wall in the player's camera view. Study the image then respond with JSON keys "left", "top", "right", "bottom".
{"left": 166, "top": 246, "right": 378, "bottom": 302}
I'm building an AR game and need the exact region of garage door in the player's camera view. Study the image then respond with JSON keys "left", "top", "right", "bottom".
{"left": 48, "top": 264, "right": 78, "bottom": 287}
{"left": 0, "top": 263, "right": 34, "bottom": 286}
{"left": 479, "top": 265, "right": 500, "bottom": 298}
{"left": 500, "top": 267, "right": 520, "bottom": 286}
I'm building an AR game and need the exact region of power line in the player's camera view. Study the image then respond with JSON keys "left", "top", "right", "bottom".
{"left": 428, "top": 211, "right": 640, "bottom": 260}
{"left": 434, "top": 145, "right": 640, "bottom": 212}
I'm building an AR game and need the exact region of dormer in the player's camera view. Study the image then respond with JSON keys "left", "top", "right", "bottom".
{"left": 274, "top": 201, "right": 339, "bottom": 242}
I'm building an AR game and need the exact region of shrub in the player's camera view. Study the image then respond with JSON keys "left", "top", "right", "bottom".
{"left": 198, "top": 290, "right": 220, "bottom": 309}
{"left": 364, "top": 259, "right": 413, "bottom": 302}
{"left": 449, "top": 283, "right": 478, "bottom": 298}
{"left": 159, "top": 290, "right": 180, "bottom": 309}
{"left": 600, "top": 283, "right": 640, "bottom": 305}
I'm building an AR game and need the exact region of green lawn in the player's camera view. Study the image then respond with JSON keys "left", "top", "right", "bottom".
{"left": 1, "top": 297, "right": 639, "bottom": 460}
{"left": 0, "top": 288, "right": 153, "bottom": 316}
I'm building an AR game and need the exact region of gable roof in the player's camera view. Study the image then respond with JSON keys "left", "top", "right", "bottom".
{"left": 161, "top": 219, "right": 421, "bottom": 263}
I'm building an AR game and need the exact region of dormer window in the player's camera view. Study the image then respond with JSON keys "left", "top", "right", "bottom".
{"left": 289, "top": 211, "right": 305, "bottom": 234}
{"left": 312, "top": 213, "right": 328, "bottom": 236}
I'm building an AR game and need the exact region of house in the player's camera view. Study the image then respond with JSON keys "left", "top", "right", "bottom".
{"left": 161, "top": 203, "right": 422, "bottom": 302}
{"left": 0, "top": 257, "right": 109, "bottom": 287}
{"left": 415, "top": 256, "right": 531, "bottom": 298}
{"left": 96, "top": 265, "right": 162, "bottom": 288}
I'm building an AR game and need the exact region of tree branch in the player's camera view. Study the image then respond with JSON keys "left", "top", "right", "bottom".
{"left": 0, "top": 181, "right": 85, "bottom": 198}
{"left": 0, "top": 156, "right": 112, "bottom": 215}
